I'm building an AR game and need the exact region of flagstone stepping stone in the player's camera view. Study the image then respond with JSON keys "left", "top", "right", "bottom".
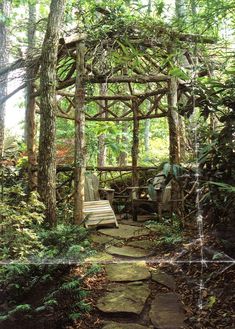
{"left": 120, "top": 219, "right": 144, "bottom": 226}
{"left": 85, "top": 251, "right": 114, "bottom": 263}
{"left": 151, "top": 270, "right": 176, "bottom": 290}
{"left": 96, "top": 282, "right": 150, "bottom": 315}
{"left": 106, "top": 245, "right": 152, "bottom": 258}
{"left": 105, "top": 262, "right": 151, "bottom": 282}
{"left": 99, "top": 224, "right": 150, "bottom": 239}
{"left": 103, "top": 323, "right": 151, "bottom": 329}
{"left": 90, "top": 234, "right": 118, "bottom": 245}
{"left": 149, "top": 293, "right": 186, "bottom": 328}
{"left": 127, "top": 239, "right": 155, "bottom": 250}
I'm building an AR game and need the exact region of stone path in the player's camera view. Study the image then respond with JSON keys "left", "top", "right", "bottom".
{"left": 105, "top": 262, "right": 151, "bottom": 282}
{"left": 149, "top": 293, "right": 186, "bottom": 329}
{"left": 96, "top": 282, "right": 150, "bottom": 315}
{"left": 86, "top": 222, "right": 187, "bottom": 328}
{"left": 98, "top": 224, "right": 150, "bottom": 239}
{"left": 106, "top": 245, "right": 152, "bottom": 258}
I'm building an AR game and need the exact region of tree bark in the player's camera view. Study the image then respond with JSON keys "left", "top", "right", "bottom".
{"left": 168, "top": 75, "right": 180, "bottom": 164}
{"left": 25, "top": 2, "right": 37, "bottom": 192}
{"left": 118, "top": 121, "right": 128, "bottom": 166}
{"left": 144, "top": 101, "right": 151, "bottom": 153}
{"left": 0, "top": 1, "right": 9, "bottom": 157}
{"left": 97, "top": 83, "right": 107, "bottom": 166}
{"left": 74, "top": 40, "right": 86, "bottom": 225}
{"left": 132, "top": 100, "right": 140, "bottom": 187}
{"left": 38, "top": 0, "right": 66, "bottom": 226}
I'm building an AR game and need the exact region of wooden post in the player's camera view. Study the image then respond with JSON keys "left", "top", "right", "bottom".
{"left": 97, "top": 83, "right": 107, "bottom": 166}
{"left": 74, "top": 40, "right": 86, "bottom": 225}
{"left": 167, "top": 46, "right": 181, "bottom": 215}
{"left": 132, "top": 99, "right": 139, "bottom": 221}
{"left": 167, "top": 75, "right": 180, "bottom": 164}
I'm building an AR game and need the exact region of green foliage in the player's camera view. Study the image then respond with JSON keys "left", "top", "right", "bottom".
{"left": 209, "top": 182, "right": 235, "bottom": 193}
{"left": 207, "top": 295, "right": 217, "bottom": 308}
{"left": 0, "top": 187, "right": 45, "bottom": 261}
{"left": 39, "top": 224, "right": 91, "bottom": 262}
{"left": 145, "top": 215, "right": 183, "bottom": 246}
{"left": 169, "top": 66, "right": 189, "bottom": 80}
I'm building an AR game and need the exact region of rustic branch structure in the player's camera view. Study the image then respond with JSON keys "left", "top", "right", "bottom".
{"left": 0, "top": 21, "right": 216, "bottom": 220}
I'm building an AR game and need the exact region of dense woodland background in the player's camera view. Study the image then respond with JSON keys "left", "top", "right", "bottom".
{"left": 0, "top": 0, "right": 234, "bottom": 328}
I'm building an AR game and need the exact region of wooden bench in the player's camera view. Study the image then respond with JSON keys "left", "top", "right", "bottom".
{"left": 83, "top": 174, "right": 118, "bottom": 228}
{"left": 84, "top": 200, "right": 118, "bottom": 228}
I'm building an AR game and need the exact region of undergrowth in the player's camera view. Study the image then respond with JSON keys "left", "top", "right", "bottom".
{"left": 0, "top": 174, "right": 98, "bottom": 328}
{"left": 145, "top": 214, "right": 183, "bottom": 247}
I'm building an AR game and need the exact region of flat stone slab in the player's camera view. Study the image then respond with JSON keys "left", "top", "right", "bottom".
{"left": 90, "top": 234, "right": 118, "bottom": 245}
{"left": 149, "top": 293, "right": 186, "bottom": 329}
{"left": 97, "top": 282, "right": 150, "bottom": 315}
{"left": 103, "top": 323, "right": 151, "bottom": 329}
{"left": 105, "top": 262, "right": 151, "bottom": 282}
{"left": 99, "top": 224, "right": 150, "bottom": 239}
{"left": 106, "top": 245, "right": 152, "bottom": 258}
{"left": 85, "top": 252, "right": 114, "bottom": 263}
{"left": 127, "top": 239, "right": 155, "bottom": 250}
{"left": 120, "top": 220, "right": 144, "bottom": 226}
{"left": 151, "top": 270, "right": 176, "bottom": 290}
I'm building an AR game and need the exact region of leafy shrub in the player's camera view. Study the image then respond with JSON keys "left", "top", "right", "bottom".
{"left": 145, "top": 216, "right": 183, "bottom": 247}
{"left": 0, "top": 188, "right": 45, "bottom": 261}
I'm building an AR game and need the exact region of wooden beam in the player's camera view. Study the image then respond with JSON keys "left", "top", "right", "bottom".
{"left": 59, "top": 33, "right": 86, "bottom": 47}
{"left": 56, "top": 165, "right": 159, "bottom": 172}
{"left": 132, "top": 99, "right": 140, "bottom": 188}
{"left": 52, "top": 74, "right": 169, "bottom": 91}
{"left": 0, "top": 83, "right": 27, "bottom": 105}
{"left": 50, "top": 111, "right": 167, "bottom": 121}
{"left": 87, "top": 74, "right": 170, "bottom": 83}
{"left": 57, "top": 88, "right": 167, "bottom": 101}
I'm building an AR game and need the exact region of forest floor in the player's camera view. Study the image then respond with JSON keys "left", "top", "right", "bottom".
{"left": 67, "top": 217, "right": 235, "bottom": 329}
{"left": 2, "top": 216, "right": 233, "bottom": 329}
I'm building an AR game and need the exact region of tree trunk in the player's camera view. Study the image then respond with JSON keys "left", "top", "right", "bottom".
{"left": 97, "top": 83, "right": 107, "bottom": 166}
{"left": 179, "top": 115, "right": 186, "bottom": 161}
{"left": 117, "top": 121, "right": 128, "bottom": 166}
{"left": 25, "top": 2, "right": 37, "bottom": 192}
{"left": 132, "top": 100, "right": 139, "bottom": 186}
{"left": 144, "top": 118, "right": 151, "bottom": 153}
{"left": 0, "top": 1, "right": 9, "bottom": 157}
{"left": 74, "top": 40, "right": 86, "bottom": 225}
{"left": 168, "top": 75, "right": 180, "bottom": 164}
{"left": 38, "top": 0, "right": 66, "bottom": 226}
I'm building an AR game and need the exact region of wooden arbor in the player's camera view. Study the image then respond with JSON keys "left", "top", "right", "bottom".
{"left": 33, "top": 26, "right": 215, "bottom": 224}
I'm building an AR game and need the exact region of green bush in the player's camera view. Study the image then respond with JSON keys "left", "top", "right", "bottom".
{"left": 0, "top": 188, "right": 45, "bottom": 261}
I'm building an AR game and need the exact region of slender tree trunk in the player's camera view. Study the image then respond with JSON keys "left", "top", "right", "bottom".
{"left": 97, "top": 83, "right": 107, "bottom": 166}
{"left": 147, "top": 0, "right": 152, "bottom": 14}
{"left": 175, "top": 0, "right": 187, "bottom": 161}
{"left": 25, "top": 2, "right": 37, "bottom": 191}
{"left": 74, "top": 40, "right": 86, "bottom": 224}
{"left": 132, "top": 100, "right": 139, "bottom": 186}
{"left": 168, "top": 75, "right": 180, "bottom": 164}
{"left": 144, "top": 119, "right": 151, "bottom": 153}
{"left": 175, "top": 0, "right": 185, "bottom": 19}
{"left": 118, "top": 121, "right": 128, "bottom": 166}
{"left": 38, "top": 0, "right": 66, "bottom": 226}
{"left": 178, "top": 115, "right": 186, "bottom": 161}
{"left": 0, "top": 1, "right": 9, "bottom": 157}
{"left": 144, "top": 100, "right": 151, "bottom": 154}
